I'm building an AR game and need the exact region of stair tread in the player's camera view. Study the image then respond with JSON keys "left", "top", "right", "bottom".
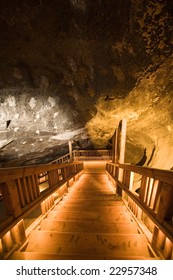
{"left": 40, "top": 219, "right": 138, "bottom": 234}
{"left": 26, "top": 231, "right": 151, "bottom": 257}
{"left": 9, "top": 251, "right": 159, "bottom": 260}
{"left": 62, "top": 195, "right": 120, "bottom": 201}
{"left": 59, "top": 200, "right": 123, "bottom": 206}
{"left": 54, "top": 205, "right": 127, "bottom": 213}
{"left": 69, "top": 186, "right": 115, "bottom": 191}
{"left": 47, "top": 210, "right": 133, "bottom": 222}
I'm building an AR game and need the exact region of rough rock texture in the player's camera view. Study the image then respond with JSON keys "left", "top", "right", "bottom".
{"left": 0, "top": 0, "right": 173, "bottom": 168}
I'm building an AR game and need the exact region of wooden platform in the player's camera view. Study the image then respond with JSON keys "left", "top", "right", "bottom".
{"left": 9, "top": 161, "right": 158, "bottom": 260}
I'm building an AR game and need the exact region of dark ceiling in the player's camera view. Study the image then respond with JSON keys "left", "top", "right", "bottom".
{"left": 0, "top": 0, "right": 173, "bottom": 168}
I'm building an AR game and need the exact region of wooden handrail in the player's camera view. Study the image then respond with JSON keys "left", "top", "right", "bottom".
{"left": 0, "top": 161, "right": 83, "bottom": 237}
{"left": 106, "top": 162, "right": 173, "bottom": 247}
{"left": 73, "top": 149, "right": 112, "bottom": 161}
{"left": 117, "top": 163, "right": 173, "bottom": 185}
{"left": 49, "top": 153, "right": 71, "bottom": 164}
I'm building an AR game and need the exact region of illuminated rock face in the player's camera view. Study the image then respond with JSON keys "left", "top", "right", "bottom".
{"left": 0, "top": 0, "right": 173, "bottom": 168}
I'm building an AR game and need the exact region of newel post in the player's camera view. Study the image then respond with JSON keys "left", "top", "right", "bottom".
{"left": 113, "top": 119, "right": 127, "bottom": 196}
{"left": 112, "top": 130, "right": 118, "bottom": 164}
{"left": 68, "top": 141, "right": 73, "bottom": 162}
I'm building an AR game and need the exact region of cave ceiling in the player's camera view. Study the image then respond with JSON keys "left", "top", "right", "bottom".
{"left": 0, "top": 0, "right": 173, "bottom": 168}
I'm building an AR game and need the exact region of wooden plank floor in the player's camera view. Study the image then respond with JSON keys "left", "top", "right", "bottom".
{"left": 9, "top": 161, "right": 157, "bottom": 260}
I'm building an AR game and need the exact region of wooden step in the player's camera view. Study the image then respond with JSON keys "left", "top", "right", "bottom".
{"left": 76, "top": 179, "right": 110, "bottom": 184}
{"left": 71, "top": 190, "right": 115, "bottom": 194}
{"left": 68, "top": 189, "right": 115, "bottom": 194}
{"left": 47, "top": 210, "right": 133, "bottom": 222}
{"left": 71, "top": 180, "right": 114, "bottom": 187}
{"left": 54, "top": 205, "right": 127, "bottom": 213}
{"left": 25, "top": 231, "right": 151, "bottom": 258}
{"left": 40, "top": 219, "right": 139, "bottom": 234}
{"left": 67, "top": 190, "right": 116, "bottom": 196}
{"left": 9, "top": 251, "right": 159, "bottom": 260}
{"left": 59, "top": 200, "right": 123, "bottom": 207}
{"left": 62, "top": 194, "right": 119, "bottom": 201}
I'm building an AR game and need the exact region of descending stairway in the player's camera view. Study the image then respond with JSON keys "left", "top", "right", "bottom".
{"left": 9, "top": 162, "right": 158, "bottom": 260}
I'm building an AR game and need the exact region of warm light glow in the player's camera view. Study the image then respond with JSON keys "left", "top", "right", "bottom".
{"left": 2, "top": 231, "right": 13, "bottom": 252}
{"left": 157, "top": 230, "right": 165, "bottom": 249}
{"left": 143, "top": 177, "right": 149, "bottom": 203}
{"left": 129, "top": 171, "right": 134, "bottom": 190}
{"left": 0, "top": 238, "right": 3, "bottom": 257}
{"left": 164, "top": 237, "right": 173, "bottom": 259}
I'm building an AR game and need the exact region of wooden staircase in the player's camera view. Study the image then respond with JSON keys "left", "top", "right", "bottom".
{"left": 9, "top": 162, "right": 158, "bottom": 260}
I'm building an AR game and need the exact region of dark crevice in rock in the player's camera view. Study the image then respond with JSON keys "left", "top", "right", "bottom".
{"left": 136, "top": 148, "right": 147, "bottom": 167}
{"left": 146, "top": 146, "right": 156, "bottom": 167}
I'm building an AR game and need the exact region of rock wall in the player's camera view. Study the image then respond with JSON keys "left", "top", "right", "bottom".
{"left": 0, "top": 0, "right": 173, "bottom": 167}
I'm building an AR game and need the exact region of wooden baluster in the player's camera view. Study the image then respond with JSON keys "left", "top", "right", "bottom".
{"left": 148, "top": 179, "right": 158, "bottom": 209}
{"left": 129, "top": 171, "right": 134, "bottom": 191}
{"left": 122, "top": 169, "right": 126, "bottom": 185}
{"left": 61, "top": 167, "right": 66, "bottom": 181}
{"left": 51, "top": 170, "right": 55, "bottom": 187}
{"left": 30, "top": 175, "right": 37, "bottom": 199}
{"left": 52, "top": 169, "right": 57, "bottom": 187}
{"left": 52, "top": 170, "right": 57, "bottom": 186}
{"left": 54, "top": 170, "right": 57, "bottom": 185}
{"left": 0, "top": 182, "right": 15, "bottom": 215}
{"left": 22, "top": 177, "right": 30, "bottom": 204}
{"left": 16, "top": 179, "right": 26, "bottom": 208}
{"left": 25, "top": 176, "right": 34, "bottom": 201}
{"left": 145, "top": 178, "right": 154, "bottom": 206}
{"left": 48, "top": 170, "right": 53, "bottom": 188}
{"left": 139, "top": 175, "right": 148, "bottom": 202}
{"left": 152, "top": 181, "right": 162, "bottom": 213}
{"left": 56, "top": 169, "right": 60, "bottom": 184}
{"left": 34, "top": 174, "right": 40, "bottom": 197}
{"left": 115, "top": 166, "right": 119, "bottom": 180}
{"left": 124, "top": 170, "right": 131, "bottom": 189}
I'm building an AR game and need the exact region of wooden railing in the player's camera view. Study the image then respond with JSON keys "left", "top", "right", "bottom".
{"left": 106, "top": 162, "right": 173, "bottom": 259}
{"left": 49, "top": 149, "right": 112, "bottom": 164}
{"left": 73, "top": 149, "right": 112, "bottom": 161}
{"left": 0, "top": 162, "right": 83, "bottom": 237}
{"left": 49, "top": 153, "right": 71, "bottom": 164}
